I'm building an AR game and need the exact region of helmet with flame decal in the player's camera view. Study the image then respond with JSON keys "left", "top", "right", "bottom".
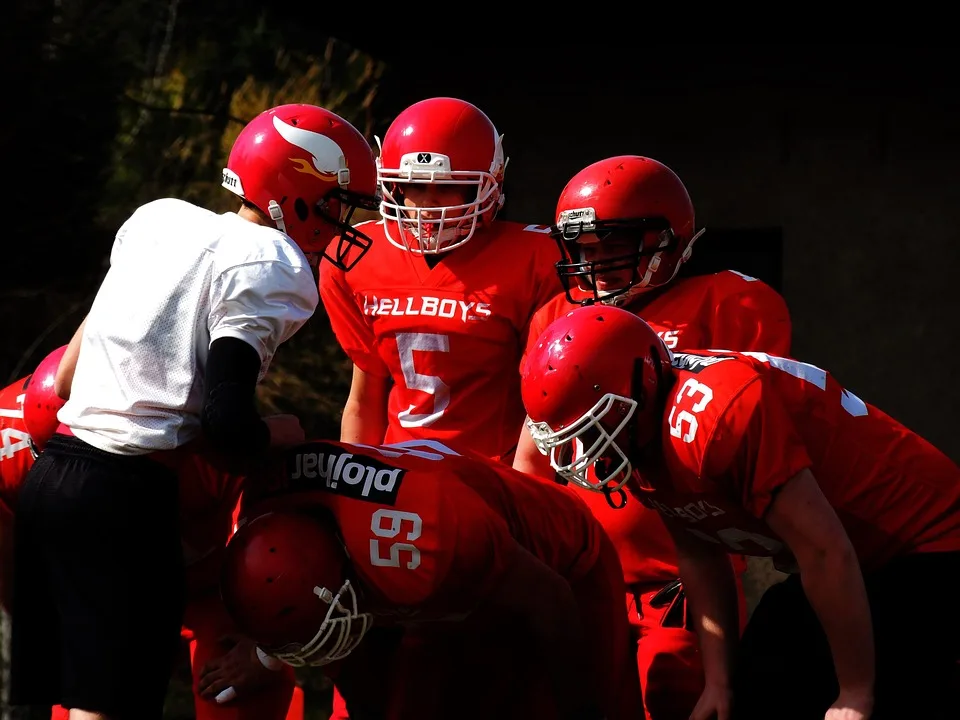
{"left": 223, "top": 104, "right": 380, "bottom": 270}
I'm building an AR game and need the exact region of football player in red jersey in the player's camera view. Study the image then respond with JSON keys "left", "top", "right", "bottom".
{"left": 1, "top": 351, "right": 70, "bottom": 720}
{"left": 513, "top": 155, "right": 792, "bottom": 720}
{"left": 521, "top": 304, "right": 960, "bottom": 720}
{"left": 0, "top": 374, "right": 35, "bottom": 532}
{"left": 1, "top": 347, "right": 304, "bottom": 720}
{"left": 319, "top": 96, "right": 562, "bottom": 463}
{"left": 220, "top": 438, "right": 642, "bottom": 720}
{"left": 1, "top": 345, "right": 67, "bottom": 612}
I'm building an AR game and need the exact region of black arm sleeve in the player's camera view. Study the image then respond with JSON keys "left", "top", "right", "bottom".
{"left": 200, "top": 337, "right": 270, "bottom": 457}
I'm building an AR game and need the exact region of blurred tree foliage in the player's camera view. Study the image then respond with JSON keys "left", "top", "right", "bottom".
{"left": 3, "top": 0, "right": 393, "bottom": 715}
{"left": 3, "top": 0, "right": 390, "bottom": 431}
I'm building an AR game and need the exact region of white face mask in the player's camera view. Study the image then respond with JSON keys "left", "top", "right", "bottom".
{"left": 262, "top": 579, "right": 373, "bottom": 667}
{"left": 526, "top": 392, "right": 638, "bottom": 492}
{"left": 377, "top": 145, "right": 506, "bottom": 255}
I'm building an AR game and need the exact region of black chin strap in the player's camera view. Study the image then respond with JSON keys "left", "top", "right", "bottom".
{"left": 602, "top": 485, "right": 628, "bottom": 509}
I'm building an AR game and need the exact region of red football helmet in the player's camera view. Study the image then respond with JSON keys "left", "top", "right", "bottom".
{"left": 220, "top": 510, "right": 372, "bottom": 667}
{"left": 521, "top": 304, "right": 672, "bottom": 492}
{"left": 22, "top": 345, "right": 68, "bottom": 453}
{"left": 222, "top": 104, "right": 379, "bottom": 270}
{"left": 377, "top": 97, "right": 507, "bottom": 254}
{"left": 552, "top": 156, "right": 704, "bottom": 305}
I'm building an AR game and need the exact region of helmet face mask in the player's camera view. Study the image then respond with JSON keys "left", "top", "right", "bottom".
{"left": 527, "top": 392, "right": 638, "bottom": 491}
{"left": 381, "top": 176, "right": 487, "bottom": 253}
{"left": 316, "top": 186, "right": 381, "bottom": 271}
{"left": 263, "top": 578, "right": 373, "bottom": 667}
{"left": 552, "top": 211, "right": 677, "bottom": 305}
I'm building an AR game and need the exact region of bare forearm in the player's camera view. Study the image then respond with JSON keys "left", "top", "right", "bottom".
{"left": 340, "top": 401, "right": 386, "bottom": 444}
{"left": 675, "top": 542, "right": 739, "bottom": 687}
{"left": 798, "top": 545, "right": 875, "bottom": 696}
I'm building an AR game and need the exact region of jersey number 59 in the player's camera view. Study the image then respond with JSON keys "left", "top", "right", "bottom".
{"left": 369, "top": 508, "right": 422, "bottom": 570}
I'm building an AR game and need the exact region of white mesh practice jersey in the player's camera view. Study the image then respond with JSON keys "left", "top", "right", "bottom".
{"left": 59, "top": 198, "right": 319, "bottom": 455}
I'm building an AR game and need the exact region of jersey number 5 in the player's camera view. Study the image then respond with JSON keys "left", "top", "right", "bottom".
{"left": 396, "top": 332, "right": 449, "bottom": 428}
{"left": 369, "top": 508, "right": 422, "bottom": 570}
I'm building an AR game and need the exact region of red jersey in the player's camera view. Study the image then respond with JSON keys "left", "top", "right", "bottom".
{"left": 320, "top": 220, "right": 562, "bottom": 461}
{"left": 0, "top": 376, "right": 35, "bottom": 512}
{"left": 635, "top": 350, "right": 960, "bottom": 570}
{"left": 524, "top": 270, "right": 792, "bottom": 588}
{"left": 1, "top": 376, "right": 34, "bottom": 613}
{"left": 525, "top": 270, "right": 791, "bottom": 363}
{"left": 242, "top": 439, "right": 608, "bottom": 619}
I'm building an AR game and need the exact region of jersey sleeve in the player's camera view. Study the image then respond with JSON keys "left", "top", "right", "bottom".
{"left": 703, "top": 376, "right": 813, "bottom": 518}
{"left": 318, "top": 260, "right": 390, "bottom": 378}
{"left": 518, "top": 235, "right": 565, "bottom": 351}
{"left": 208, "top": 261, "right": 318, "bottom": 379}
{"left": 0, "top": 417, "right": 34, "bottom": 511}
{"left": 518, "top": 232, "right": 563, "bottom": 358}
{"left": 712, "top": 274, "right": 792, "bottom": 356}
{"left": 109, "top": 207, "right": 143, "bottom": 266}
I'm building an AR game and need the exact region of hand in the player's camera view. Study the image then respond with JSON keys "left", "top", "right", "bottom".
{"left": 264, "top": 414, "right": 305, "bottom": 448}
{"left": 689, "top": 682, "right": 732, "bottom": 720}
{"left": 197, "top": 634, "right": 281, "bottom": 704}
{"left": 825, "top": 687, "right": 874, "bottom": 720}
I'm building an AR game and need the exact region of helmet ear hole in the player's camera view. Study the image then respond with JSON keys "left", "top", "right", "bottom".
{"left": 294, "top": 198, "right": 310, "bottom": 222}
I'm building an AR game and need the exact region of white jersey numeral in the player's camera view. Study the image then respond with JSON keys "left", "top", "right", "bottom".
{"left": 369, "top": 509, "right": 423, "bottom": 570}
{"left": 396, "top": 332, "right": 450, "bottom": 428}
